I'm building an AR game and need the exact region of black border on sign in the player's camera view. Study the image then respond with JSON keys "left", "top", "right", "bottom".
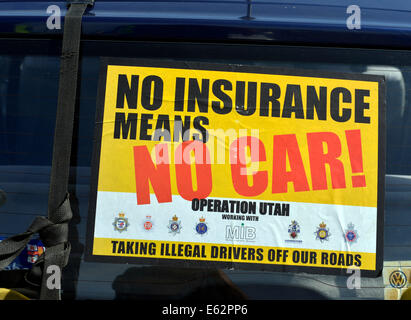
{"left": 85, "top": 57, "right": 386, "bottom": 278}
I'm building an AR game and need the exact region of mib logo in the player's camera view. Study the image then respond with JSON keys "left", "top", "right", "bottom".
{"left": 225, "top": 223, "right": 256, "bottom": 242}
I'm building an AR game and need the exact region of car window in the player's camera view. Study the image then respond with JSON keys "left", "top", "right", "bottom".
{"left": 0, "top": 39, "right": 410, "bottom": 299}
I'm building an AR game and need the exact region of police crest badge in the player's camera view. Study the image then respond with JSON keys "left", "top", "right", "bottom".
{"left": 195, "top": 217, "right": 208, "bottom": 235}
{"left": 113, "top": 212, "right": 129, "bottom": 232}
{"left": 315, "top": 222, "right": 330, "bottom": 242}
{"left": 288, "top": 220, "right": 300, "bottom": 239}
{"left": 168, "top": 215, "right": 181, "bottom": 235}
{"left": 343, "top": 222, "right": 358, "bottom": 243}
{"left": 143, "top": 215, "right": 153, "bottom": 231}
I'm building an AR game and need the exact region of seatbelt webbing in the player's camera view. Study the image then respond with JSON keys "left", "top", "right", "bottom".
{"left": 41, "top": 0, "right": 94, "bottom": 300}
{"left": 48, "top": 1, "right": 90, "bottom": 214}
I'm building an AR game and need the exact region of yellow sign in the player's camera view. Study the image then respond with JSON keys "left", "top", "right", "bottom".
{"left": 86, "top": 59, "right": 385, "bottom": 276}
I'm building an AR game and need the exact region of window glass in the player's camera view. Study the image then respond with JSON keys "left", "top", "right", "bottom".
{"left": 0, "top": 40, "right": 410, "bottom": 299}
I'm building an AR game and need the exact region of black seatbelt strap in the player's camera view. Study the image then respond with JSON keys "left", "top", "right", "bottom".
{"left": 0, "top": 0, "right": 93, "bottom": 300}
